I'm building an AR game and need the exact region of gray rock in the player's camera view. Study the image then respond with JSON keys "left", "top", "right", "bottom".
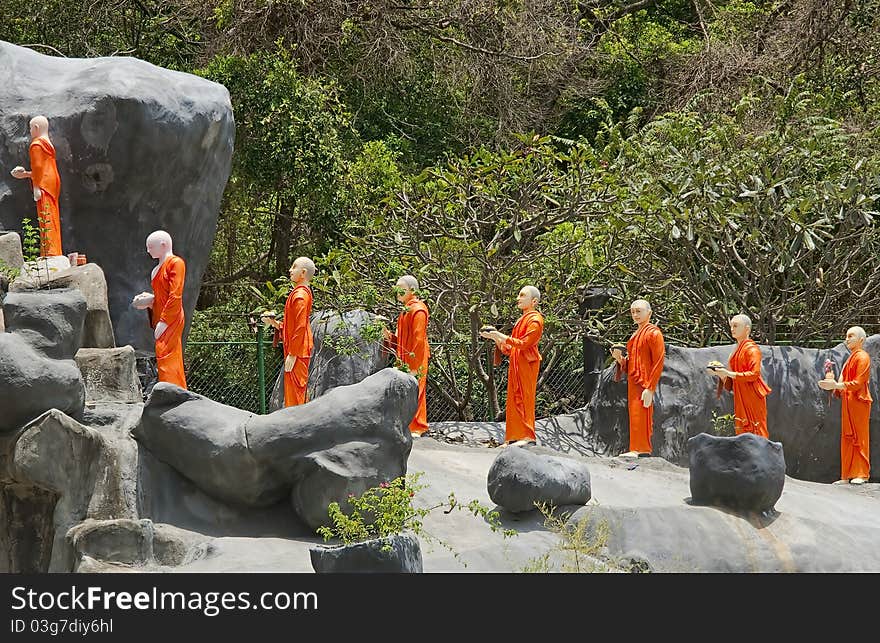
{"left": 135, "top": 368, "right": 417, "bottom": 528}
{"left": 67, "top": 518, "right": 208, "bottom": 570}
{"left": 13, "top": 263, "right": 115, "bottom": 348}
{"left": 0, "top": 40, "right": 234, "bottom": 350}
{"left": 0, "top": 333, "right": 84, "bottom": 433}
{"left": 269, "top": 309, "right": 389, "bottom": 410}
{"left": 589, "top": 337, "right": 880, "bottom": 482}
{"left": 687, "top": 432, "right": 785, "bottom": 513}
{"left": 76, "top": 346, "right": 143, "bottom": 404}
{"left": 0, "top": 231, "right": 23, "bottom": 273}
{"left": 310, "top": 532, "right": 423, "bottom": 573}
{"left": 487, "top": 445, "right": 592, "bottom": 513}
{"left": 136, "top": 385, "right": 283, "bottom": 507}
{"left": 2, "top": 288, "right": 86, "bottom": 359}
{"left": 8, "top": 409, "right": 139, "bottom": 571}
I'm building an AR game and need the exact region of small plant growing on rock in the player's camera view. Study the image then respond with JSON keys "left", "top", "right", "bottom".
{"left": 317, "top": 472, "right": 515, "bottom": 565}
{"left": 710, "top": 411, "right": 736, "bottom": 437}
{"left": 523, "top": 503, "right": 631, "bottom": 573}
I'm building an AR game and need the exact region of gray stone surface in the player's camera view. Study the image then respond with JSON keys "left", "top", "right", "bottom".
{"left": 589, "top": 337, "right": 880, "bottom": 482}
{"left": 688, "top": 432, "right": 785, "bottom": 513}
{"left": 0, "top": 333, "right": 84, "bottom": 433}
{"left": 0, "top": 231, "right": 23, "bottom": 272}
{"left": 8, "top": 409, "right": 139, "bottom": 571}
{"left": 13, "top": 263, "right": 115, "bottom": 348}
{"left": 0, "top": 40, "right": 234, "bottom": 350}
{"left": 136, "top": 385, "right": 282, "bottom": 507}
{"left": 67, "top": 518, "right": 208, "bottom": 570}
{"left": 135, "top": 368, "right": 417, "bottom": 528}
{"left": 269, "top": 309, "right": 389, "bottom": 410}
{"left": 76, "top": 346, "right": 143, "bottom": 404}
{"left": 487, "top": 445, "right": 592, "bottom": 513}
{"left": 310, "top": 532, "right": 423, "bottom": 573}
{"left": 3, "top": 288, "right": 86, "bottom": 359}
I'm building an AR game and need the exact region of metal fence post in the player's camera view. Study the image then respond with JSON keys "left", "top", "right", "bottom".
{"left": 257, "top": 325, "right": 267, "bottom": 414}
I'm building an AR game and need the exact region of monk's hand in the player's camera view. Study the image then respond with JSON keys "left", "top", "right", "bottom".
{"left": 382, "top": 326, "right": 392, "bottom": 341}
{"left": 284, "top": 354, "right": 296, "bottom": 373}
{"left": 641, "top": 388, "right": 654, "bottom": 408}
{"left": 818, "top": 379, "right": 838, "bottom": 391}
{"left": 154, "top": 321, "right": 168, "bottom": 340}
{"left": 10, "top": 166, "right": 26, "bottom": 179}
{"left": 611, "top": 348, "right": 624, "bottom": 364}
{"left": 131, "top": 292, "right": 154, "bottom": 309}
{"left": 33, "top": 187, "right": 42, "bottom": 201}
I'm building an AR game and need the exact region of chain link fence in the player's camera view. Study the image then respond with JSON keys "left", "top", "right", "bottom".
{"left": 183, "top": 324, "right": 589, "bottom": 421}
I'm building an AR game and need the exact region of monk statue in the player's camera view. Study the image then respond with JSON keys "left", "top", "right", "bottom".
{"left": 818, "top": 326, "right": 871, "bottom": 485}
{"left": 480, "top": 286, "right": 544, "bottom": 447}
{"left": 707, "top": 314, "right": 771, "bottom": 438}
{"left": 262, "top": 257, "right": 314, "bottom": 406}
{"left": 382, "top": 275, "right": 430, "bottom": 437}
{"left": 611, "top": 299, "right": 665, "bottom": 457}
{"left": 10, "top": 115, "right": 63, "bottom": 257}
{"left": 131, "top": 231, "right": 187, "bottom": 389}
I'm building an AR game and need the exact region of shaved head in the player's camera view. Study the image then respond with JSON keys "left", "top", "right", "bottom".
{"left": 848, "top": 326, "right": 867, "bottom": 341}
{"left": 631, "top": 299, "right": 651, "bottom": 312}
{"left": 731, "top": 314, "right": 752, "bottom": 329}
{"left": 29, "top": 115, "right": 48, "bottom": 135}
{"left": 145, "top": 230, "right": 173, "bottom": 259}
{"left": 397, "top": 275, "right": 419, "bottom": 291}
{"left": 522, "top": 285, "right": 540, "bottom": 302}
{"left": 292, "top": 256, "right": 316, "bottom": 278}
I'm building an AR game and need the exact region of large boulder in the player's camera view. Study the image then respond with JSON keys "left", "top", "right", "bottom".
{"left": 269, "top": 309, "right": 389, "bottom": 410}
{"left": 2, "top": 288, "right": 86, "bottom": 360}
{"left": 6, "top": 409, "right": 139, "bottom": 571}
{"left": 135, "top": 368, "right": 417, "bottom": 529}
{"left": 487, "top": 445, "right": 592, "bottom": 513}
{"left": 136, "top": 385, "right": 283, "bottom": 507}
{"left": 0, "top": 333, "right": 84, "bottom": 433}
{"left": 0, "top": 40, "right": 234, "bottom": 350}
{"left": 75, "top": 346, "right": 142, "bottom": 404}
{"left": 589, "top": 337, "right": 880, "bottom": 482}
{"left": 687, "top": 432, "right": 785, "bottom": 513}
{"left": 12, "top": 263, "right": 115, "bottom": 348}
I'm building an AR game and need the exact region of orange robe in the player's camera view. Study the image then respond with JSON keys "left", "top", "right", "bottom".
{"left": 280, "top": 284, "right": 313, "bottom": 407}
{"left": 719, "top": 338, "right": 771, "bottom": 438}
{"left": 149, "top": 255, "right": 187, "bottom": 389}
{"left": 29, "top": 137, "right": 63, "bottom": 257}
{"left": 833, "top": 348, "right": 871, "bottom": 480}
{"left": 615, "top": 323, "right": 665, "bottom": 453}
{"left": 494, "top": 310, "right": 544, "bottom": 442}
{"left": 389, "top": 298, "right": 430, "bottom": 434}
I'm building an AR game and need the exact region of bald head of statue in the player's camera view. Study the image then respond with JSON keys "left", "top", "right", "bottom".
{"left": 28, "top": 115, "right": 49, "bottom": 140}
{"left": 146, "top": 230, "right": 173, "bottom": 260}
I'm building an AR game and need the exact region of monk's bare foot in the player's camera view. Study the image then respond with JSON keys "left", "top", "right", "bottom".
{"left": 850, "top": 478, "right": 866, "bottom": 485}
{"left": 619, "top": 451, "right": 639, "bottom": 458}
{"left": 832, "top": 479, "right": 850, "bottom": 485}
{"left": 410, "top": 432, "right": 422, "bottom": 439}
{"left": 512, "top": 439, "right": 536, "bottom": 447}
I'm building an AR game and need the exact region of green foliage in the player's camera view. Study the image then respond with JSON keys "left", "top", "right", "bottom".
{"left": 198, "top": 44, "right": 357, "bottom": 275}
{"left": 19, "top": 217, "right": 40, "bottom": 263}
{"left": 710, "top": 412, "right": 737, "bottom": 437}
{"left": 317, "top": 473, "right": 514, "bottom": 561}
{"left": 523, "top": 503, "right": 628, "bottom": 573}
{"left": 0, "top": 258, "right": 20, "bottom": 283}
